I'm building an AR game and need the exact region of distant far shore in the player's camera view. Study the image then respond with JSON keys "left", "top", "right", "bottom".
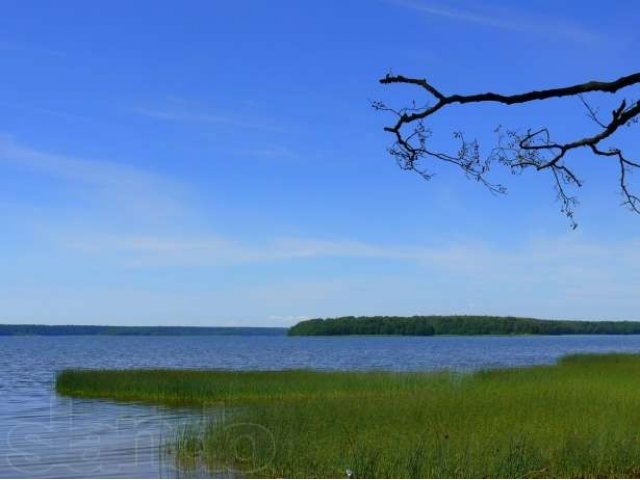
{"left": 5, "top": 315, "right": 640, "bottom": 337}
{"left": 0, "top": 324, "right": 286, "bottom": 336}
{"left": 287, "top": 315, "right": 640, "bottom": 336}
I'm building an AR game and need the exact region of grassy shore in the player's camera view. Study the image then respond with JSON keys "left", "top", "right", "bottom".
{"left": 56, "top": 354, "right": 640, "bottom": 478}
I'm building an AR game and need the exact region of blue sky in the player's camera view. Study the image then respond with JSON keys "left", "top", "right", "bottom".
{"left": 1, "top": 0, "right": 639, "bottom": 326}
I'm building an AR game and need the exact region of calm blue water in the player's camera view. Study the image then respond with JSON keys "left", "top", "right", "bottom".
{"left": 3, "top": 334, "right": 640, "bottom": 478}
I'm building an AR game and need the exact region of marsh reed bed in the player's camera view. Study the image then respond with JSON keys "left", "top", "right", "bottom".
{"left": 56, "top": 354, "right": 640, "bottom": 478}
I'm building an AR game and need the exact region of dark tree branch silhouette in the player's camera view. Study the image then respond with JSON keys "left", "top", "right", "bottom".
{"left": 376, "top": 72, "right": 640, "bottom": 228}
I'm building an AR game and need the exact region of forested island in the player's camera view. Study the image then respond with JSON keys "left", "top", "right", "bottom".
{"left": 0, "top": 324, "right": 286, "bottom": 336}
{"left": 288, "top": 316, "right": 640, "bottom": 336}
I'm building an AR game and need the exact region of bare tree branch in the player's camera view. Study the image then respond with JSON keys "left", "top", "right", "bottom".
{"left": 377, "top": 72, "right": 640, "bottom": 226}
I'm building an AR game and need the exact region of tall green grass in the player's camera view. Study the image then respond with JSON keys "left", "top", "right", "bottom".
{"left": 56, "top": 354, "right": 640, "bottom": 478}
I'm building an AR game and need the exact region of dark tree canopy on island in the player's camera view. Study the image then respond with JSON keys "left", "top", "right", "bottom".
{"left": 376, "top": 72, "right": 640, "bottom": 227}
{"left": 288, "top": 316, "right": 640, "bottom": 336}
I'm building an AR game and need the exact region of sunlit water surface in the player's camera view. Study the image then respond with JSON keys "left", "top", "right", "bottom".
{"left": 3, "top": 334, "right": 640, "bottom": 478}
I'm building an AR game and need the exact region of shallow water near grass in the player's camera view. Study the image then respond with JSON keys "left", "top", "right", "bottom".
{"left": 4, "top": 334, "right": 640, "bottom": 478}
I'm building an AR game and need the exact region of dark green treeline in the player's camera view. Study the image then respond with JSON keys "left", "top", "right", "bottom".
{"left": 288, "top": 315, "right": 640, "bottom": 336}
{"left": 0, "top": 324, "right": 286, "bottom": 336}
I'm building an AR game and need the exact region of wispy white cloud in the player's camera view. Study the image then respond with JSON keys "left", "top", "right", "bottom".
{"left": 7, "top": 192, "right": 640, "bottom": 322}
{"left": 389, "top": 0, "right": 603, "bottom": 44}
{"left": 0, "top": 101, "right": 100, "bottom": 124}
{"left": 132, "top": 106, "right": 237, "bottom": 124}
{"left": 62, "top": 229, "right": 640, "bottom": 286}
{"left": 3, "top": 139, "right": 638, "bottom": 323}
{"left": 237, "top": 145, "right": 300, "bottom": 161}
{"left": 59, "top": 231, "right": 640, "bottom": 321}
{"left": 65, "top": 234, "right": 402, "bottom": 266}
{"left": 243, "top": 235, "right": 640, "bottom": 321}
{"left": 0, "top": 40, "right": 66, "bottom": 57}
{"left": 0, "top": 136, "right": 187, "bottom": 218}
{"left": 131, "top": 102, "right": 284, "bottom": 132}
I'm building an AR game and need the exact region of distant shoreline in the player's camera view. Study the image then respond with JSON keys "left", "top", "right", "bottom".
{"left": 288, "top": 315, "right": 640, "bottom": 336}
{"left": 0, "top": 324, "right": 287, "bottom": 336}
{"left": 6, "top": 314, "right": 640, "bottom": 337}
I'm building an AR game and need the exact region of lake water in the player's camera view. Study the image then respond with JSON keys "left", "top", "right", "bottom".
{"left": 3, "top": 334, "right": 640, "bottom": 478}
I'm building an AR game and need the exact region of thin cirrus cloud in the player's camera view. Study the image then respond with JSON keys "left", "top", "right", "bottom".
{"left": 0, "top": 39, "right": 66, "bottom": 57}
{"left": 0, "top": 136, "right": 187, "bottom": 218}
{"left": 131, "top": 106, "right": 237, "bottom": 124}
{"left": 59, "top": 230, "right": 640, "bottom": 318}
{"left": 236, "top": 145, "right": 300, "bottom": 162}
{"left": 4, "top": 136, "right": 640, "bottom": 320}
{"left": 63, "top": 230, "right": 640, "bottom": 281}
{"left": 389, "top": 0, "right": 604, "bottom": 44}
{"left": 67, "top": 232, "right": 640, "bottom": 319}
{"left": 131, "top": 104, "right": 284, "bottom": 132}
{"left": 65, "top": 235, "right": 411, "bottom": 266}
